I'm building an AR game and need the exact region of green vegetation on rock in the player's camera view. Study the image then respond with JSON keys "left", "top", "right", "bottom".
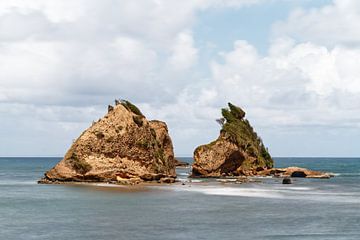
{"left": 219, "top": 102, "right": 273, "bottom": 168}
{"left": 70, "top": 153, "right": 92, "bottom": 175}
{"left": 120, "top": 100, "right": 144, "bottom": 116}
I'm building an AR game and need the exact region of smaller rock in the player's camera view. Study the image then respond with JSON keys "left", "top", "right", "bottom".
{"left": 116, "top": 176, "right": 142, "bottom": 185}
{"left": 282, "top": 177, "right": 292, "bottom": 184}
{"left": 174, "top": 158, "right": 190, "bottom": 167}
{"left": 259, "top": 167, "right": 332, "bottom": 179}
{"left": 159, "top": 177, "right": 175, "bottom": 184}
{"left": 141, "top": 173, "right": 165, "bottom": 181}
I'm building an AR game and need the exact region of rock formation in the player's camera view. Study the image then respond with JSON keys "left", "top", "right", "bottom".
{"left": 174, "top": 158, "right": 190, "bottom": 167}
{"left": 39, "top": 100, "right": 176, "bottom": 184}
{"left": 192, "top": 103, "right": 273, "bottom": 177}
{"left": 260, "top": 167, "right": 333, "bottom": 179}
{"left": 282, "top": 177, "right": 292, "bottom": 184}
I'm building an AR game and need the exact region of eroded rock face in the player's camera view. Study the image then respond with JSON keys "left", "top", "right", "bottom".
{"left": 149, "top": 120, "right": 175, "bottom": 165}
{"left": 192, "top": 103, "right": 273, "bottom": 177}
{"left": 39, "top": 100, "right": 176, "bottom": 184}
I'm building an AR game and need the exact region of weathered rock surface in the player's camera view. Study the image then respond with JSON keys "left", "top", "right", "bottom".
{"left": 192, "top": 103, "right": 273, "bottom": 177}
{"left": 259, "top": 167, "right": 334, "bottom": 179}
{"left": 39, "top": 100, "right": 176, "bottom": 184}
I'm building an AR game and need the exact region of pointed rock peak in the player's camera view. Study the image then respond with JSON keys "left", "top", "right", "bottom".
{"left": 39, "top": 99, "right": 176, "bottom": 185}
{"left": 118, "top": 99, "right": 144, "bottom": 116}
{"left": 226, "top": 102, "right": 246, "bottom": 120}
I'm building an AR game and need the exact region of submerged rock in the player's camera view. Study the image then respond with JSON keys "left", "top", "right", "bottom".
{"left": 282, "top": 177, "right": 292, "bottom": 184}
{"left": 39, "top": 100, "right": 176, "bottom": 184}
{"left": 192, "top": 103, "right": 273, "bottom": 177}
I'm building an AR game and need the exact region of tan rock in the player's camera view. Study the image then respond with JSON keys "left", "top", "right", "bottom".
{"left": 259, "top": 167, "right": 333, "bottom": 179}
{"left": 191, "top": 103, "right": 273, "bottom": 177}
{"left": 159, "top": 177, "right": 176, "bottom": 184}
{"left": 149, "top": 120, "right": 175, "bottom": 169}
{"left": 174, "top": 158, "right": 190, "bottom": 167}
{"left": 39, "top": 100, "right": 176, "bottom": 184}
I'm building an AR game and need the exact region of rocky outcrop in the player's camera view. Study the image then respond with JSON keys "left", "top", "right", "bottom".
{"left": 259, "top": 167, "right": 334, "bottom": 179}
{"left": 174, "top": 158, "right": 190, "bottom": 167}
{"left": 39, "top": 100, "right": 176, "bottom": 184}
{"left": 192, "top": 103, "right": 273, "bottom": 177}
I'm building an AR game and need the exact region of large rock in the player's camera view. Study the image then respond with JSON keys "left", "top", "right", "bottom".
{"left": 192, "top": 103, "right": 273, "bottom": 177}
{"left": 39, "top": 100, "right": 176, "bottom": 184}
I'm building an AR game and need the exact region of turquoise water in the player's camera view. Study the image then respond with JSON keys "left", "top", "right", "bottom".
{"left": 0, "top": 157, "right": 360, "bottom": 240}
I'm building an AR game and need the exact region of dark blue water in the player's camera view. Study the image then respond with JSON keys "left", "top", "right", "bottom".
{"left": 1, "top": 157, "right": 359, "bottom": 240}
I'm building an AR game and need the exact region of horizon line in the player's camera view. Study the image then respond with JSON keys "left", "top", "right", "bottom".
{"left": 0, "top": 156, "right": 359, "bottom": 159}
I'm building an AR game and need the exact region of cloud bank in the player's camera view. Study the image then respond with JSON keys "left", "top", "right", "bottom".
{"left": 1, "top": 0, "right": 360, "bottom": 156}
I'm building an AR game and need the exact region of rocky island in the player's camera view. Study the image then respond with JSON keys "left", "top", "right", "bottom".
{"left": 192, "top": 103, "right": 332, "bottom": 180}
{"left": 39, "top": 100, "right": 176, "bottom": 185}
{"left": 40, "top": 100, "right": 332, "bottom": 186}
{"left": 192, "top": 103, "right": 273, "bottom": 177}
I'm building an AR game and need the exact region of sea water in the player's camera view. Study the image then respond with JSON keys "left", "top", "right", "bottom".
{"left": 0, "top": 157, "right": 359, "bottom": 240}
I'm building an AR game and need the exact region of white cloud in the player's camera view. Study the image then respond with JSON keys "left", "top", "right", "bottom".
{"left": 2, "top": 0, "right": 360, "bottom": 156}
{"left": 258, "top": 0, "right": 360, "bottom": 131}
{"left": 0, "top": 0, "right": 264, "bottom": 109}
{"left": 208, "top": 38, "right": 360, "bottom": 128}
{"left": 0, "top": 1, "right": 202, "bottom": 106}
{"left": 148, "top": 33, "right": 360, "bottom": 155}
{"left": 199, "top": 0, "right": 263, "bottom": 8}
{"left": 168, "top": 31, "right": 198, "bottom": 71}
{"left": 273, "top": 0, "right": 360, "bottom": 47}
{"left": 0, "top": 0, "right": 87, "bottom": 22}
{"left": 0, "top": 0, "right": 266, "bottom": 155}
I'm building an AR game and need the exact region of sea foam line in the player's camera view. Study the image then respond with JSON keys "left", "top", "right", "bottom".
{"left": 173, "top": 185, "right": 360, "bottom": 203}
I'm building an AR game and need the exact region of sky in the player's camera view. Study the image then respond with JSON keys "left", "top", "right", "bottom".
{"left": 1, "top": 0, "right": 360, "bottom": 157}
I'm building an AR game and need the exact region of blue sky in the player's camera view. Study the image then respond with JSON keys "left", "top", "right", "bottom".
{"left": 195, "top": 0, "right": 332, "bottom": 53}
{"left": 0, "top": 0, "right": 360, "bottom": 157}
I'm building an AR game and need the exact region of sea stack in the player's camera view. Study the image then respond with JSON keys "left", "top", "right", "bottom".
{"left": 192, "top": 103, "right": 273, "bottom": 177}
{"left": 39, "top": 100, "right": 176, "bottom": 184}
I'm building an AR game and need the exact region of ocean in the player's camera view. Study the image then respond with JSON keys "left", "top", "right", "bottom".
{"left": 0, "top": 157, "right": 359, "bottom": 240}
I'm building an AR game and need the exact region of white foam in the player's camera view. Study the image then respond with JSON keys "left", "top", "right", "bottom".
{"left": 179, "top": 186, "right": 282, "bottom": 199}
{"left": 174, "top": 185, "right": 360, "bottom": 203}
{"left": 188, "top": 179, "right": 203, "bottom": 183}
{"left": 0, "top": 180, "right": 36, "bottom": 185}
{"left": 178, "top": 173, "right": 189, "bottom": 176}
{"left": 336, "top": 172, "right": 360, "bottom": 176}
{"left": 273, "top": 186, "right": 313, "bottom": 191}
{"left": 93, "top": 183, "right": 121, "bottom": 188}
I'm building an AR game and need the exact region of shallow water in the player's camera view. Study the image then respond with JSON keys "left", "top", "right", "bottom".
{"left": 0, "top": 157, "right": 359, "bottom": 240}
